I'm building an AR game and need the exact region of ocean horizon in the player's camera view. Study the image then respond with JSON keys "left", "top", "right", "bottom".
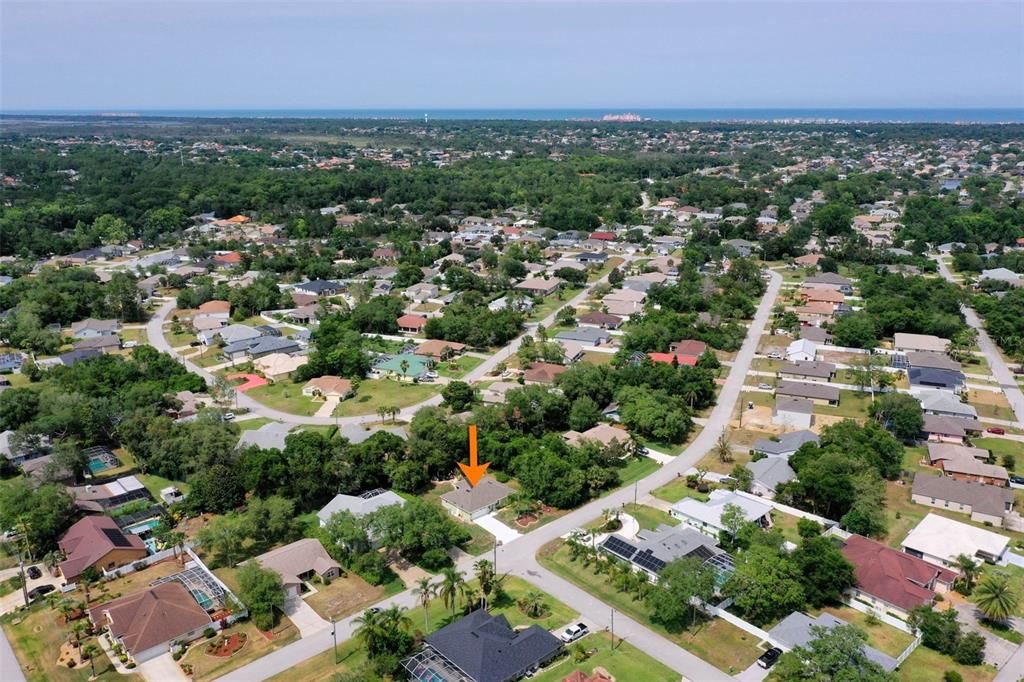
{"left": 3, "top": 107, "right": 1023, "bottom": 124}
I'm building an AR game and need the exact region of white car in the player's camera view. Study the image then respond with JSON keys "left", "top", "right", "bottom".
{"left": 758, "top": 383, "right": 772, "bottom": 390}
{"left": 559, "top": 622, "right": 589, "bottom": 643}
{"left": 766, "top": 352, "right": 783, "bottom": 359}
{"left": 222, "top": 412, "right": 235, "bottom": 421}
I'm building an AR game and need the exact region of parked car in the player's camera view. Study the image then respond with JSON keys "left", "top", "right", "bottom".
{"left": 559, "top": 623, "right": 589, "bottom": 643}
{"left": 986, "top": 427, "right": 1006, "bottom": 435}
{"left": 222, "top": 412, "right": 235, "bottom": 422}
{"left": 1009, "top": 474, "right": 1024, "bottom": 486}
{"left": 26, "top": 566, "right": 42, "bottom": 580}
{"left": 757, "top": 647, "right": 783, "bottom": 669}
{"left": 767, "top": 352, "right": 783, "bottom": 359}
{"left": 27, "top": 584, "right": 55, "bottom": 602}
{"left": 758, "top": 383, "right": 772, "bottom": 390}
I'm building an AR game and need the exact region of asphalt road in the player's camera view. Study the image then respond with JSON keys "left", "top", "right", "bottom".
{"left": 219, "top": 270, "right": 782, "bottom": 682}
{"left": 934, "top": 256, "right": 1024, "bottom": 425}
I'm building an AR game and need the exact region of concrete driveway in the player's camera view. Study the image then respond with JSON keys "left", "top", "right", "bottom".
{"left": 137, "top": 651, "right": 187, "bottom": 682}
{"left": 0, "top": 568, "right": 64, "bottom": 616}
{"left": 285, "top": 597, "right": 330, "bottom": 637}
{"left": 474, "top": 512, "right": 522, "bottom": 545}
{"left": 954, "top": 603, "right": 1020, "bottom": 668}
{"left": 735, "top": 660, "right": 771, "bottom": 682}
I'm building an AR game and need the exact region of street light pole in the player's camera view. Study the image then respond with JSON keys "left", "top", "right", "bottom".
{"left": 610, "top": 608, "right": 615, "bottom": 652}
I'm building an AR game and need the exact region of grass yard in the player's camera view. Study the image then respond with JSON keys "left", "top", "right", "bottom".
{"left": 771, "top": 511, "right": 809, "bottom": 545}
{"left": 494, "top": 505, "right": 568, "bottom": 533}
{"left": 751, "top": 357, "right": 784, "bottom": 372}
{"left": 460, "top": 519, "right": 496, "bottom": 556}
{"left": 179, "top": 618, "right": 299, "bottom": 682}
{"left": 532, "top": 631, "right": 679, "bottom": 682}
{"left": 897, "top": 645, "right": 996, "bottom": 682}
{"left": 332, "top": 379, "right": 440, "bottom": 417}
{"left": 528, "top": 288, "right": 584, "bottom": 322}
{"left": 435, "top": 355, "right": 484, "bottom": 379}
{"left": 651, "top": 478, "right": 710, "bottom": 504}
{"left": 245, "top": 381, "right": 320, "bottom": 416}
{"left": 1, "top": 604, "right": 142, "bottom": 682}
{"left": 298, "top": 424, "right": 339, "bottom": 439}
{"left": 236, "top": 417, "right": 275, "bottom": 432}
{"left": 488, "top": 576, "right": 578, "bottom": 631}
{"left": 622, "top": 503, "right": 679, "bottom": 531}
{"left": 813, "top": 605, "right": 914, "bottom": 657}
{"left": 266, "top": 638, "right": 371, "bottom": 682}
{"left": 304, "top": 573, "right": 405, "bottom": 621}
{"left": 587, "top": 257, "right": 626, "bottom": 283}
{"left": 815, "top": 390, "right": 872, "bottom": 419}
{"left": 580, "top": 350, "right": 616, "bottom": 366}
{"left": 138, "top": 472, "right": 190, "bottom": 498}
{"left": 973, "top": 437, "right": 1024, "bottom": 471}
{"left": 118, "top": 327, "right": 147, "bottom": 345}
{"left": 614, "top": 456, "right": 661, "bottom": 487}
{"left": 537, "top": 540, "right": 761, "bottom": 673}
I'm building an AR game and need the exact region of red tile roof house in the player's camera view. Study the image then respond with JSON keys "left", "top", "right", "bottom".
{"left": 523, "top": 362, "right": 568, "bottom": 384}
{"left": 647, "top": 352, "right": 698, "bottom": 367}
{"left": 840, "top": 534, "right": 956, "bottom": 619}
{"left": 58, "top": 516, "right": 148, "bottom": 583}
{"left": 396, "top": 314, "right": 428, "bottom": 334}
{"left": 213, "top": 251, "right": 242, "bottom": 267}
{"left": 589, "top": 231, "right": 616, "bottom": 241}
{"left": 88, "top": 581, "right": 213, "bottom": 663}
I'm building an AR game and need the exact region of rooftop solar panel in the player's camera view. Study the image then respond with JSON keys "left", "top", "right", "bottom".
{"left": 101, "top": 527, "right": 133, "bottom": 548}
{"left": 601, "top": 536, "right": 638, "bottom": 561}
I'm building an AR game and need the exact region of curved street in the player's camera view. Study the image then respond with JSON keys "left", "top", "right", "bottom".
{"left": 220, "top": 270, "right": 783, "bottom": 681}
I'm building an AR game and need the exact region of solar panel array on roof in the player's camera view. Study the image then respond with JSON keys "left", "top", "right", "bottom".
{"left": 360, "top": 488, "right": 387, "bottom": 499}
{"left": 690, "top": 544, "right": 717, "bottom": 561}
{"left": 633, "top": 549, "right": 667, "bottom": 574}
{"left": 602, "top": 536, "right": 638, "bottom": 561}
{"left": 102, "top": 527, "right": 133, "bottom": 548}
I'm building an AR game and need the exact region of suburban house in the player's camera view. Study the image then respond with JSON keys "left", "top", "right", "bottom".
{"left": 555, "top": 327, "right": 611, "bottom": 347}
{"left": 88, "top": 582, "right": 212, "bottom": 663}
{"left": 599, "top": 524, "right": 733, "bottom": 582}
{"left": 773, "top": 397, "right": 814, "bottom": 429}
{"left": 396, "top": 314, "right": 429, "bottom": 334}
{"left": 901, "top": 513, "right": 1010, "bottom": 568}
{"left": 404, "top": 283, "right": 440, "bottom": 302}
{"left": 747, "top": 457, "right": 796, "bottom": 498}
{"left": 779, "top": 361, "right": 835, "bottom": 383}
{"left": 803, "top": 273, "right": 854, "bottom": 294}
{"left": 302, "top": 376, "right": 355, "bottom": 400}
{"left": 800, "top": 327, "right": 832, "bottom": 345}
{"left": 0, "top": 429, "right": 51, "bottom": 465}
{"left": 647, "top": 352, "right": 699, "bottom": 367}
{"left": 73, "top": 335, "right": 121, "bottom": 353}
{"left": 840, "top": 534, "right": 956, "bottom": 619}
{"left": 797, "top": 286, "right": 845, "bottom": 307}
{"left": 196, "top": 300, "right": 231, "bottom": 320}
{"left": 562, "top": 423, "right": 630, "bottom": 449}
{"left": 200, "top": 323, "right": 261, "bottom": 346}
{"left": 515, "top": 277, "right": 563, "bottom": 297}
{"left": 69, "top": 475, "right": 152, "bottom": 512}
{"left": 479, "top": 381, "right": 522, "bottom": 404}
{"left": 785, "top": 338, "right": 818, "bottom": 362}
{"left": 918, "top": 390, "right": 978, "bottom": 421}
{"left": 222, "top": 336, "right": 300, "bottom": 361}
{"left": 909, "top": 367, "right": 965, "bottom": 394}
{"left": 577, "top": 312, "right": 624, "bottom": 330}
{"left": 603, "top": 288, "right": 646, "bottom": 305}
{"left": 751, "top": 430, "right": 820, "bottom": 458}
{"left": 373, "top": 353, "right": 432, "bottom": 381}
{"left": 249, "top": 538, "right": 342, "bottom": 600}
{"left": 254, "top": 352, "right": 307, "bottom": 380}
{"left": 670, "top": 489, "right": 773, "bottom": 538}
{"left": 523, "top": 361, "right": 568, "bottom": 384}
{"left": 414, "top": 340, "right": 468, "bottom": 361}
{"left": 488, "top": 296, "right": 534, "bottom": 313}
{"left": 775, "top": 380, "right": 840, "bottom": 406}
{"left": 907, "top": 352, "right": 961, "bottom": 372}
{"left": 769, "top": 612, "right": 898, "bottom": 671}
{"left": 926, "top": 443, "right": 1009, "bottom": 487}
{"left": 440, "top": 476, "right": 514, "bottom": 521}
{"left": 317, "top": 488, "right": 405, "bottom": 527}
{"left": 402, "top": 610, "right": 563, "bottom": 682}
{"left": 294, "top": 280, "right": 342, "bottom": 298}
{"left": 58, "top": 516, "right": 148, "bottom": 582}
{"left": 894, "top": 333, "right": 950, "bottom": 354}
{"left": 911, "top": 475, "right": 1016, "bottom": 527}
{"left": 70, "top": 318, "right": 121, "bottom": 338}
{"left": 921, "top": 414, "right": 966, "bottom": 444}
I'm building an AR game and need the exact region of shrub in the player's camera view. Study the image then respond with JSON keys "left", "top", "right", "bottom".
{"left": 864, "top": 612, "right": 881, "bottom": 627}
{"left": 132, "top": 561, "right": 148, "bottom": 571}
{"left": 126, "top": 662, "right": 136, "bottom": 669}
{"left": 172, "top": 652, "right": 182, "bottom": 661}
{"left": 419, "top": 548, "right": 451, "bottom": 571}
{"left": 953, "top": 632, "right": 986, "bottom": 666}
{"left": 943, "top": 672, "right": 963, "bottom": 682}
{"left": 204, "top": 627, "right": 216, "bottom": 639}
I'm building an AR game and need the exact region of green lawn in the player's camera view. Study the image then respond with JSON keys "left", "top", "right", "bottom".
{"left": 614, "top": 456, "right": 661, "bottom": 487}
{"left": 771, "top": 511, "right": 808, "bottom": 545}
{"left": 537, "top": 539, "right": 761, "bottom": 673}
{"left": 813, "top": 605, "right": 914, "bottom": 657}
{"left": 180, "top": 618, "right": 300, "bottom": 682}
{"left": 527, "top": 287, "right": 584, "bottom": 322}
{"left": 236, "top": 417, "right": 275, "bottom": 432}
{"left": 118, "top": 327, "right": 147, "bottom": 345}
{"left": 897, "top": 644, "right": 996, "bottom": 682}
{"left": 532, "top": 631, "right": 679, "bottom": 682}
{"left": 651, "top": 479, "right": 710, "bottom": 504}
{"left": 622, "top": 503, "right": 679, "bottom": 531}
{"left": 580, "top": 350, "right": 616, "bottom": 366}
{"left": 435, "top": 355, "right": 484, "bottom": 379}
{"left": 973, "top": 437, "right": 1024, "bottom": 471}
{"left": 815, "top": 390, "right": 873, "bottom": 419}
{"left": 332, "top": 379, "right": 440, "bottom": 417}
{"left": 138, "top": 473, "right": 190, "bottom": 498}
{"left": 245, "top": 381, "right": 320, "bottom": 416}
{"left": 969, "top": 564, "right": 1024, "bottom": 618}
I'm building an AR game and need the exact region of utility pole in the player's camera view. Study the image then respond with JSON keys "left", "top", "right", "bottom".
{"left": 330, "top": 616, "right": 337, "bottom": 663}
{"left": 633, "top": 481, "right": 637, "bottom": 506}
{"left": 610, "top": 608, "right": 615, "bottom": 652}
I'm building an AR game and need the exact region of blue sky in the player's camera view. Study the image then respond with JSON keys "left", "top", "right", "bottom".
{"left": 2, "top": 1, "right": 1022, "bottom": 110}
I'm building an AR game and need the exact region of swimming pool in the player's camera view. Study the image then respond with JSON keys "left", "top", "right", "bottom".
{"left": 87, "top": 453, "right": 120, "bottom": 474}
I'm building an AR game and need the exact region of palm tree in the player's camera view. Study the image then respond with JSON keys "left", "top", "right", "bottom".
{"left": 69, "top": 619, "right": 88, "bottom": 648}
{"left": 460, "top": 584, "right": 481, "bottom": 613}
{"left": 517, "top": 590, "right": 547, "bottom": 618}
{"left": 413, "top": 577, "right": 435, "bottom": 632}
{"left": 439, "top": 567, "right": 465, "bottom": 620}
{"left": 714, "top": 432, "right": 733, "bottom": 463}
{"left": 399, "top": 359, "right": 410, "bottom": 381}
{"left": 57, "top": 598, "right": 77, "bottom": 624}
{"left": 974, "top": 573, "right": 1020, "bottom": 624}
{"left": 353, "top": 608, "right": 386, "bottom": 659}
{"left": 474, "top": 560, "right": 496, "bottom": 610}
{"left": 81, "top": 643, "right": 98, "bottom": 679}
{"left": 954, "top": 554, "right": 981, "bottom": 594}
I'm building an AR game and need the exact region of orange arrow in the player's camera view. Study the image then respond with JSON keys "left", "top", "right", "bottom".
{"left": 458, "top": 424, "right": 489, "bottom": 487}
